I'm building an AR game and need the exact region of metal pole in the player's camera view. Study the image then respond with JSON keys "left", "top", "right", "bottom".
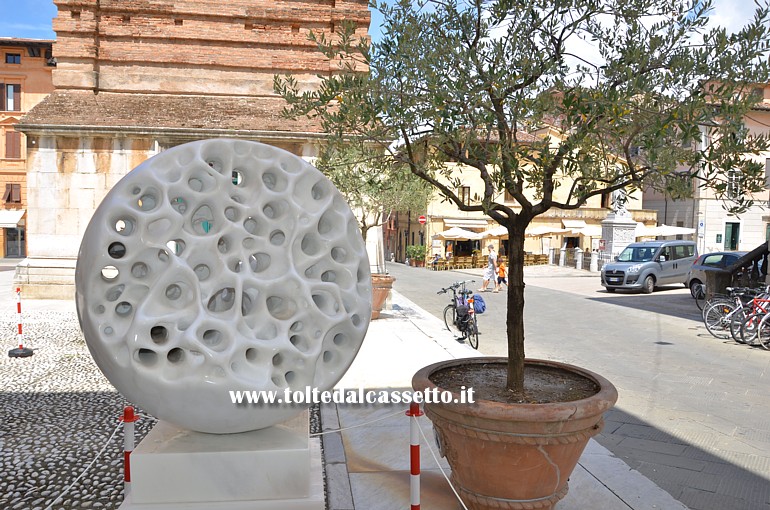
{"left": 406, "top": 402, "right": 423, "bottom": 510}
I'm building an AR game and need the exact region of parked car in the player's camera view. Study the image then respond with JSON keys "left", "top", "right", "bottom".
{"left": 600, "top": 240, "right": 698, "bottom": 294}
{"left": 685, "top": 251, "right": 747, "bottom": 298}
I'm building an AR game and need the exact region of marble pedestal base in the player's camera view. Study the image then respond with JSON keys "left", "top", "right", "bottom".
{"left": 119, "top": 412, "right": 324, "bottom": 510}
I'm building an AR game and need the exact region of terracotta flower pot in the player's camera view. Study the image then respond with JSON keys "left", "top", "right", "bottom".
{"left": 370, "top": 273, "right": 395, "bottom": 320}
{"left": 412, "top": 357, "right": 618, "bottom": 510}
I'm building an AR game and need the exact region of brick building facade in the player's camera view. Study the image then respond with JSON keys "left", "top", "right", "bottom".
{"left": 16, "top": 0, "right": 370, "bottom": 297}
{"left": 0, "top": 38, "right": 54, "bottom": 259}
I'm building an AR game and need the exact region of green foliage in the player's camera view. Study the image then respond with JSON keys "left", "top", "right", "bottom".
{"left": 406, "top": 244, "right": 427, "bottom": 261}
{"left": 314, "top": 140, "right": 431, "bottom": 242}
{"left": 277, "top": 0, "right": 770, "bottom": 392}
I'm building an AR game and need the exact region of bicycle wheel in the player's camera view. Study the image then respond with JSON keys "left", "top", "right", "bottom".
{"left": 466, "top": 315, "right": 479, "bottom": 349}
{"left": 694, "top": 283, "right": 706, "bottom": 311}
{"left": 703, "top": 301, "right": 736, "bottom": 339}
{"left": 740, "top": 312, "right": 763, "bottom": 345}
{"left": 443, "top": 304, "right": 461, "bottom": 337}
{"left": 730, "top": 307, "right": 751, "bottom": 343}
{"left": 702, "top": 297, "right": 733, "bottom": 322}
{"left": 757, "top": 313, "right": 770, "bottom": 350}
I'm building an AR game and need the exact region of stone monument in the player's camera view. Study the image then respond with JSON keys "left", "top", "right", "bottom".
{"left": 601, "top": 188, "right": 637, "bottom": 257}
{"left": 75, "top": 139, "right": 372, "bottom": 508}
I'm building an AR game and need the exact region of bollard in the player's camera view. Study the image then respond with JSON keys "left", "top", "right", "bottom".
{"left": 121, "top": 406, "right": 139, "bottom": 496}
{"left": 406, "top": 402, "right": 423, "bottom": 510}
{"left": 8, "top": 287, "right": 33, "bottom": 358}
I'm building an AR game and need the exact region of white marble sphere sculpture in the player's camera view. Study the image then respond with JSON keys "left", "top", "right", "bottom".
{"left": 75, "top": 139, "right": 372, "bottom": 434}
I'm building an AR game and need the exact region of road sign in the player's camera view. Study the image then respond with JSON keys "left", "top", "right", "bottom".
{"left": 418, "top": 215, "right": 426, "bottom": 225}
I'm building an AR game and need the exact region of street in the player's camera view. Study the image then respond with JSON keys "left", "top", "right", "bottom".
{"left": 386, "top": 262, "right": 770, "bottom": 510}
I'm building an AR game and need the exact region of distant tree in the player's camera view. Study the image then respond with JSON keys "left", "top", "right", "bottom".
{"left": 276, "top": 0, "right": 770, "bottom": 395}
{"left": 313, "top": 140, "right": 431, "bottom": 245}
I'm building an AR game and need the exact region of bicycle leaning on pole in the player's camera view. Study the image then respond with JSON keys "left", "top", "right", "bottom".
{"left": 438, "top": 280, "right": 484, "bottom": 349}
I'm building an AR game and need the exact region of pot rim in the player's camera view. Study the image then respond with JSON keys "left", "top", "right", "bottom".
{"left": 412, "top": 357, "right": 618, "bottom": 422}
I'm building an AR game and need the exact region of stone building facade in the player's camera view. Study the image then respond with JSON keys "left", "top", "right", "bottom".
{"left": 0, "top": 38, "right": 54, "bottom": 259}
{"left": 16, "top": 0, "right": 370, "bottom": 297}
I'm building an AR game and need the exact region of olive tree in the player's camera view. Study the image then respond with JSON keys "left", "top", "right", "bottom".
{"left": 276, "top": 0, "right": 770, "bottom": 395}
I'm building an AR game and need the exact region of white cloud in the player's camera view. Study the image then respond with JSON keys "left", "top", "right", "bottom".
{"left": 709, "top": 0, "right": 760, "bottom": 33}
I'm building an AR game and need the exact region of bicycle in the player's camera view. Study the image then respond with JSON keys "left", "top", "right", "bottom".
{"left": 701, "top": 287, "right": 762, "bottom": 340}
{"left": 438, "top": 280, "right": 479, "bottom": 349}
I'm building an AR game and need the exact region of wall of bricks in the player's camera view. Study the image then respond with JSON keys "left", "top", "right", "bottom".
{"left": 51, "top": 0, "right": 370, "bottom": 94}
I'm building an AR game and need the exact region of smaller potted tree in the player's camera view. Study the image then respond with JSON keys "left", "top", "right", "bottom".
{"left": 406, "top": 244, "right": 427, "bottom": 267}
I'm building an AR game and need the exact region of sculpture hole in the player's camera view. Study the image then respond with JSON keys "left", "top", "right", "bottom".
{"left": 242, "top": 237, "right": 256, "bottom": 249}
{"left": 231, "top": 195, "right": 243, "bottom": 204}
{"left": 249, "top": 253, "right": 271, "bottom": 273}
{"left": 167, "top": 348, "right": 185, "bottom": 364}
{"left": 207, "top": 159, "right": 223, "bottom": 172}
{"left": 217, "top": 236, "right": 231, "bottom": 253}
{"left": 115, "top": 301, "right": 133, "bottom": 317}
{"left": 224, "top": 207, "right": 239, "bottom": 222}
{"left": 171, "top": 197, "right": 187, "bottom": 214}
{"left": 101, "top": 266, "right": 119, "bottom": 282}
{"left": 322, "top": 350, "right": 333, "bottom": 363}
{"left": 158, "top": 249, "right": 169, "bottom": 262}
{"left": 94, "top": 305, "right": 105, "bottom": 314}
{"left": 243, "top": 217, "right": 260, "bottom": 235}
{"left": 331, "top": 247, "right": 347, "bottom": 263}
{"left": 266, "top": 296, "right": 296, "bottom": 320}
{"left": 166, "top": 239, "right": 185, "bottom": 255}
{"left": 304, "top": 265, "right": 317, "bottom": 278}
{"left": 318, "top": 211, "right": 335, "bottom": 235}
{"left": 136, "top": 348, "right": 157, "bottom": 366}
{"left": 106, "top": 284, "right": 125, "bottom": 302}
{"left": 231, "top": 362, "right": 241, "bottom": 373}
{"left": 241, "top": 291, "right": 254, "bottom": 315}
{"left": 151, "top": 326, "right": 168, "bottom": 344}
{"left": 262, "top": 172, "right": 284, "bottom": 190}
{"left": 192, "top": 205, "right": 215, "bottom": 235}
{"left": 263, "top": 201, "right": 287, "bottom": 220}
{"left": 229, "top": 258, "right": 242, "bottom": 273}
{"left": 321, "top": 270, "right": 337, "bottom": 282}
{"left": 269, "top": 230, "right": 285, "bottom": 246}
{"left": 285, "top": 371, "right": 296, "bottom": 384}
{"left": 311, "top": 181, "right": 327, "bottom": 200}
{"left": 131, "top": 186, "right": 141, "bottom": 195}
{"left": 333, "top": 333, "right": 347, "bottom": 346}
{"left": 272, "top": 353, "right": 283, "bottom": 366}
{"left": 131, "top": 262, "right": 149, "bottom": 278}
{"left": 188, "top": 177, "right": 203, "bottom": 192}
{"left": 351, "top": 314, "right": 361, "bottom": 327}
{"left": 232, "top": 170, "right": 243, "bottom": 185}
{"left": 301, "top": 234, "right": 320, "bottom": 256}
{"left": 245, "top": 348, "right": 258, "bottom": 362}
{"left": 115, "top": 218, "right": 135, "bottom": 236}
{"left": 313, "top": 293, "right": 339, "bottom": 316}
{"left": 137, "top": 193, "right": 158, "bottom": 211}
{"left": 290, "top": 321, "right": 303, "bottom": 332}
{"left": 165, "top": 284, "right": 182, "bottom": 301}
{"left": 202, "top": 329, "right": 222, "bottom": 348}
{"left": 290, "top": 335, "right": 309, "bottom": 353}
{"left": 207, "top": 287, "right": 235, "bottom": 312}
{"left": 104, "top": 326, "right": 114, "bottom": 335}
{"left": 194, "top": 264, "right": 210, "bottom": 281}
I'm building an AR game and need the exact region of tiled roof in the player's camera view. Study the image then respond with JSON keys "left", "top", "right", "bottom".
{"left": 18, "top": 91, "right": 325, "bottom": 134}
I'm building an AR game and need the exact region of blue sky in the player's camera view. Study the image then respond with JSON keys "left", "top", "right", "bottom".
{"left": 0, "top": 0, "right": 756, "bottom": 42}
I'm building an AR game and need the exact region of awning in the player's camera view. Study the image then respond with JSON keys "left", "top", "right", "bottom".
{"left": 562, "top": 219, "right": 587, "bottom": 229}
{"left": 0, "top": 209, "right": 25, "bottom": 228}
{"left": 444, "top": 218, "right": 489, "bottom": 229}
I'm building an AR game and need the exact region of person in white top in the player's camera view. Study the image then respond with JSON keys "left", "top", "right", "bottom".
{"left": 479, "top": 244, "right": 498, "bottom": 292}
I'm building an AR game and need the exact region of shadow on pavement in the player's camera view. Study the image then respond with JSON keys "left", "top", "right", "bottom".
{"left": 597, "top": 407, "right": 770, "bottom": 510}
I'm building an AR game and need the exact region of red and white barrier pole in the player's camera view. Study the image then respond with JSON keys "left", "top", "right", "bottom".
{"left": 121, "top": 406, "right": 139, "bottom": 496}
{"left": 406, "top": 402, "right": 423, "bottom": 510}
{"left": 8, "top": 287, "right": 33, "bottom": 358}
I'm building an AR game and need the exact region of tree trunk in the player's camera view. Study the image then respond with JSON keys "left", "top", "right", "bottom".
{"left": 506, "top": 226, "right": 526, "bottom": 394}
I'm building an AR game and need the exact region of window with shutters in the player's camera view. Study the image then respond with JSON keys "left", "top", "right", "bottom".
{"left": 458, "top": 186, "right": 471, "bottom": 206}
{"left": 5, "top": 53, "right": 21, "bottom": 64}
{"left": 4, "top": 130, "right": 21, "bottom": 159}
{"left": 3, "top": 183, "right": 21, "bottom": 203}
{"left": 1, "top": 83, "right": 21, "bottom": 111}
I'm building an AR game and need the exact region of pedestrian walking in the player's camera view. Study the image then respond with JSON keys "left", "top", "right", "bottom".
{"left": 479, "top": 244, "right": 498, "bottom": 292}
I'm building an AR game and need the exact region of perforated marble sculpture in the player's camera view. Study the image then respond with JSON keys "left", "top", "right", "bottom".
{"left": 75, "top": 139, "right": 372, "bottom": 434}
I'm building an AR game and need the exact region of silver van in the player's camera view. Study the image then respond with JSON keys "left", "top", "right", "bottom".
{"left": 600, "top": 240, "right": 698, "bottom": 293}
